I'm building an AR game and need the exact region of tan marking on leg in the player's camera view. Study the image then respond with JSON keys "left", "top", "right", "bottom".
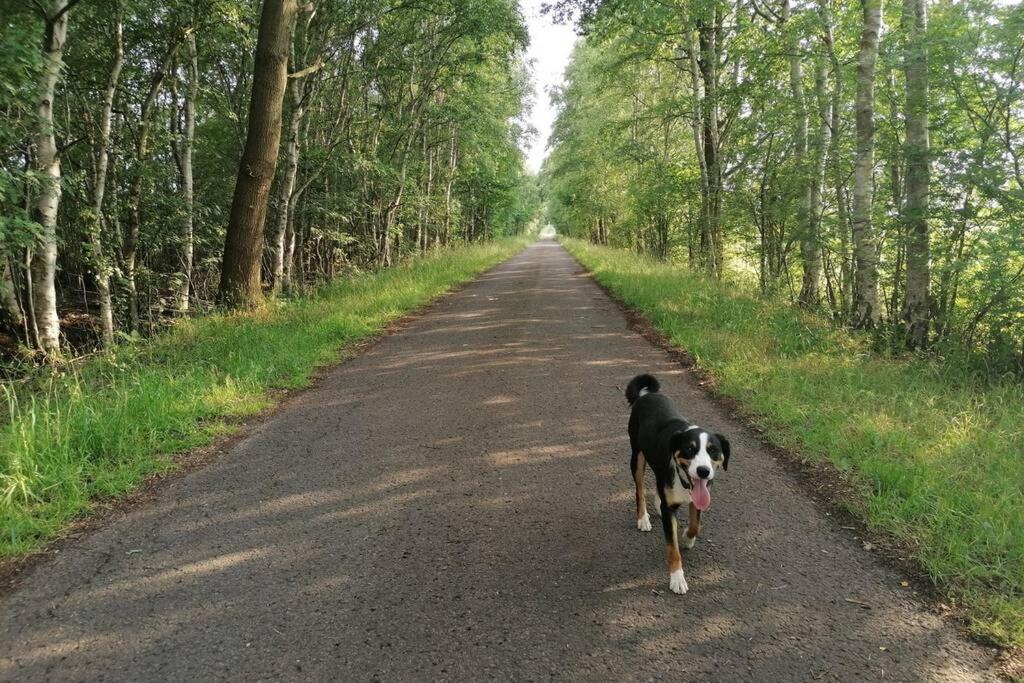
{"left": 633, "top": 451, "right": 647, "bottom": 520}
{"left": 687, "top": 503, "right": 701, "bottom": 539}
{"left": 665, "top": 515, "right": 683, "bottom": 573}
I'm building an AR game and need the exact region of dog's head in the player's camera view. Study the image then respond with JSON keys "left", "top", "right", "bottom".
{"left": 669, "top": 427, "right": 730, "bottom": 483}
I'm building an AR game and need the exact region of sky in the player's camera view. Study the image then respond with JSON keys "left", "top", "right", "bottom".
{"left": 520, "top": 0, "right": 577, "bottom": 174}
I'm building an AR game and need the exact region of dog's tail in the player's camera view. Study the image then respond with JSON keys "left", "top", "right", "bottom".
{"left": 625, "top": 374, "right": 660, "bottom": 405}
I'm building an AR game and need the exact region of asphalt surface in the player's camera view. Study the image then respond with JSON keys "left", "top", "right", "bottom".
{"left": 0, "top": 241, "right": 998, "bottom": 681}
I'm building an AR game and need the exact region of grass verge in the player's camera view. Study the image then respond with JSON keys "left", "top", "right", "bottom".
{"left": 1, "top": 239, "right": 524, "bottom": 558}
{"left": 563, "top": 238, "right": 1023, "bottom": 649}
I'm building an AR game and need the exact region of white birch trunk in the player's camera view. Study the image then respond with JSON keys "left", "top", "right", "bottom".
{"left": 31, "top": 0, "right": 72, "bottom": 357}
{"left": 89, "top": 3, "right": 123, "bottom": 347}
{"left": 900, "top": 0, "right": 930, "bottom": 347}
{"left": 851, "top": 0, "right": 883, "bottom": 329}
{"left": 177, "top": 29, "right": 197, "bottom": 313}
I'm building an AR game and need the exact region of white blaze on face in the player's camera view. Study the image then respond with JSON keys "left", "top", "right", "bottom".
{"left": 688, "top": 432, "right": 714, "bottom": 481}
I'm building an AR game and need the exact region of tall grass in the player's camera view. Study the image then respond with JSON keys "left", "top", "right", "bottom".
{"left": 0, "top": 240, "right": 524, "bottom": 557}
{"left": 564, "top": 238, "right": 1024, "bottom": 648}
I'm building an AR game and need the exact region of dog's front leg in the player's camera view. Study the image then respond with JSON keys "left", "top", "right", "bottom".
{"left": 660, "top": 502, "right": 688, "bottom": 594}
{"left": 684, "top": 502, "right": 701, "bottom": 549}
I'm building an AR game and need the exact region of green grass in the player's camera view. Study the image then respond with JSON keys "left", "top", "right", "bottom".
{"left": 1, "top": 239, "right": 524, "bottom": 557}
{"left": 563, "top": 238, "right": 1024, "bottom": 648}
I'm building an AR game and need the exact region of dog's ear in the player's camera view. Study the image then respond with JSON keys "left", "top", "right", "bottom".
{"left": 668, "top": 431, "right": 687, "bottom": 455}
{"left": 715, "top": 434, "right": 731, "bottom": 470}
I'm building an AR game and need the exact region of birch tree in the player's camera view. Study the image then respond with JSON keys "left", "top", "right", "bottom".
{"left": 30, "top": 0, "right": 77, "bottom": 357}
{"left": 851, "top": 0, "right": 883, "bottom": 329}
{"left": 86, "top": 2, "right": 123, "bottom": 348}
{"left": 900, "top": 0, "right": 930, "bottom": 348}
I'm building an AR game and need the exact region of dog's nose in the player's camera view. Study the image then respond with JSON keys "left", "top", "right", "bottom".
{"left": 696, "top": 466, "right": 711, "bottom": 479}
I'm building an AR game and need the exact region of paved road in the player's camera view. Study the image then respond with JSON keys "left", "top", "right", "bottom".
{"left": 0, "top": 241, "right": 997, "bottom": 681}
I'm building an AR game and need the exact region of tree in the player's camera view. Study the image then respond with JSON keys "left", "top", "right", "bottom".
{"left": 546, "top": 0, "right": 1023, "bottom": 374}
{"left": 86, "top": 1, "right": 123, "bottom": 348}
{"left": 218, "top": 0, "right": 297, "bottom": 308}
{"left": 900, "top": 0, "right": 930, "bottom": 348}
{"left": 31, "top": 0, "right": 78, "bottom": 357}
{"left": 850, "top": 0, "right": 883, "bottom": 329}
{"left": 172, "top": 27, "right": 198, "bottom": 313}
{"left": 0, "top": 0, "right": 526, "bottom": 356}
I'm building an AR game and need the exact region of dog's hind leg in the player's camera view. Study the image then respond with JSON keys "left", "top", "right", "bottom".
{"left": 683, "top": 502, "right": 701, "bottom": 549}
{"left": 631, "top": 451, "right": 652, "bottom": 531}
{"left": 661, "top": 502, "right": 688, "bottom": 594}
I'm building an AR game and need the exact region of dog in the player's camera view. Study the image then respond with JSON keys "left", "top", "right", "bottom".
{"left": 626, "top": 373, "right": 730, "bottom": 595}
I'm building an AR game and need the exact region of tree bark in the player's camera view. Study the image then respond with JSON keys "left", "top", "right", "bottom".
{"left": 31, "top": 0, "right": 73, "bottom": 357}
{"left": 1, "top": 259, "right": 25, "bottom": 330}
{"left": 219, "top": 0, "right": 297, "bottom": 308}
{"left": 820, "top": 0, "right": 852, "bottom": 317}
{"left": 442, "top": 123, "right": 457, "bottom": 246}
{"left": 86, "top": 3, "right": 122, "bottom": 348}
{"left": 272, "top": 78, "right": 306, "bottom": 294}
{"left": 900, "top": 0, "right": 930, "bottom": 348}
{"left": 851, "top": 0, "right": 883, "bottom": 329}
{"left": 801, "top": 60, "right": 828, "bottom": 307}
{"left": 783, "top": 0, "right": 817, "bottom": 307}
{"left": 697, "top": 18, "right": 723, "bottom": 277}
{"left": 126, "top": 38, "right": 180, "bottom": 330}
{"left": 681, "top": 37, "right": 711, "bottom": 271}
{"left": 175, "top": 29, "right": 198, "bottom": 313}
{"left": 272, "top": 9, "right": 320, "bottom": 295}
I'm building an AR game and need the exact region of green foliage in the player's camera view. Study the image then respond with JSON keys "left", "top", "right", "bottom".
{"left": 0, "top": 10, "right": 43, "bottom": 252}
{"left": 545, "top": 0, "right": 1024, "bottom": 376}
{"left": 0, "top": 0, "right": 539, "bottom": 350}
{"left": 565, "top": 237, "right": 1024, "bottom": 648}
{"left": 0, "top": 238, "right": 525, "bottom": 555}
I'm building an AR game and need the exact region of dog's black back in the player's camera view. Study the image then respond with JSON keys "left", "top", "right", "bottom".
{"left": 626, "top": 374, "right": 692, "bottom": 478}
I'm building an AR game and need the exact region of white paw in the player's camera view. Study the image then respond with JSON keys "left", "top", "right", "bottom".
{"left": 637, "top": 513, "right": 652, "bottom": 532}
{"left": 683, "top": 533, "right": 696, "bottom": 549}
{"left": 669, "top": 570, "right": 689, "bottom": 595}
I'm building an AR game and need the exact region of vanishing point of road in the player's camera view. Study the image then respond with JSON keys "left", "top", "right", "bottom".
{"left": 0, "top": 241, "right": 997, "bottom": 680}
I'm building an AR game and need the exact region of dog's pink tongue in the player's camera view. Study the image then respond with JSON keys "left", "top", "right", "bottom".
{"left": 691, "top": 479, "right": 711, "bottom": 511}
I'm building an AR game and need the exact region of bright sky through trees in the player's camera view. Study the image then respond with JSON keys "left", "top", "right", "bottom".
{"left": 521, "top": 0, "right": 575, "bottom": 173}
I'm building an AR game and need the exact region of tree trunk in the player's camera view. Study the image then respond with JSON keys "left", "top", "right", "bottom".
{"left": 801, "top": 60, "right": 828, "bottom": 307}
{"left": 86, "top": 1, "right": 122, "bottom": 347}
{"left": 785, "top": 0, "right": 816, "bottom": 307}
{"left": 31, "top": 0, "right": 72, "bottom": 357}
{"left": 176, "top": 29, "right": 198, "bottom": 313}
{"left": 272, "top": 77, "right": 306, "bottom": 294}
{"left": 820, "top": 0, "right": 852, "bottom": 318}
{"left": 697, "top": 19, "right": 723, "bottom": 277}
{"left": 218, "top": 0, "right": 297, "bottom": 308}
{"left": 1, "top": 259, "right": 25, "bottom": 330}
{"left": 851, "top": 0, "right": 883, "bottom": 329}
{"left": 682, "top": 37, "right": 711, "bottom": 272}
{"left": 443, "top": 123, "right": 457, "bottom": 245}
{"left": 423, "top": 144, "right": 434, "bottom": 251}
{"left": 126, "top": 39, "right": 179, "bottom": 330}
{"left": 282, "top": 186, "right": 301, "bottom": 292}
{"left": 900, "top": 0, "right": 930, "bottom": 348}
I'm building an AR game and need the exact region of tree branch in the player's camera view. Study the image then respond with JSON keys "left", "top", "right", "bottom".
{"left": 289, "top": 57, "right": 325, "bottom": 80}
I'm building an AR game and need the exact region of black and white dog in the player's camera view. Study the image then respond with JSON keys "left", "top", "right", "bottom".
{"left": 626, "top": 374, "right": 731, "bottom": 595}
